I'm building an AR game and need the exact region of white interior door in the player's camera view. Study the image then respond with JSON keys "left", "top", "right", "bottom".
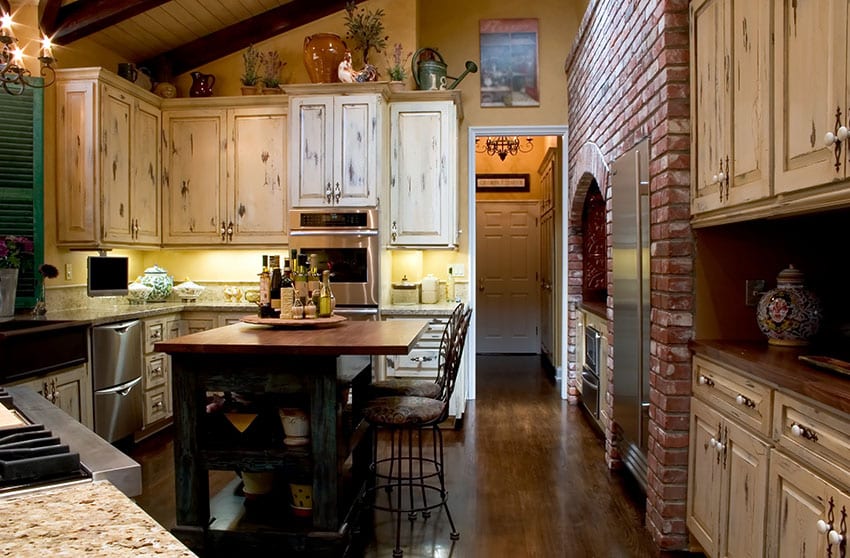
{"left": 475, "top": 201, "right": 540, "bottom": 353}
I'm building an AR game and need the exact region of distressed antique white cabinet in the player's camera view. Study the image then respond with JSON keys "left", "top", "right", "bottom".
{"left": 11, "top": 364, "right": 93, "bottom": 429}
{"left": 774, "top": 0, "right": 848, "bottom": 194}
{"left": 288, "top": 93, "right": 382, "bottom": 207}
{"left": 689, "top": 0, "right": 770, "bottom": 217}
{"left": 161, "top": 101, "right": 288, "bottom": 245}
{"left": 388, "top": 96, "right": 459, "bottom": 246}
{"left": 55, "top": 68, "right": 161, "bottom": 248}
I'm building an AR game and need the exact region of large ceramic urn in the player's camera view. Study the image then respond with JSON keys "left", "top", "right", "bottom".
{"left": 756, "top": 265, "right": 822, "bottom": 346}
{"left": 139, "top": 264, "right": 174, "bottom": 302}
{"left": 303, "top": 33, "right": 347, "bottom": 83}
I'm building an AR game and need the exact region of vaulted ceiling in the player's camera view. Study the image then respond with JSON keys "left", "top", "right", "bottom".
{"left": 20, "top": 0, "right": 364, "bottom": 80}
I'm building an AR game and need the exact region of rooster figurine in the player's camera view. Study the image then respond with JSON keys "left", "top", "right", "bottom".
{"left": 338, "top": 51, "right": 378, "bottom": 83}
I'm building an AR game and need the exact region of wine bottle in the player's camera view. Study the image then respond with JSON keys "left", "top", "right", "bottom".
{"left": 308, "top": 254, "right": 320, "bottom": 308}
{"left": 269, "top": 255, "right": 282, "bottom": 318}
{"left": 318, "top": 270, "right": 333, "bottom": 317}
{"left": 258, "top": 256, "right": 273, "bottom": 318}
{"left": 281, "top": 259, "right": 295, "bottom": 319}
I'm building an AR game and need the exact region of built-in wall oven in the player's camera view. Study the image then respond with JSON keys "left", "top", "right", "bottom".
{"left": 288, "top": 208, "right": 380, "bottom": 321}
{"left": 581, "top": 324, "right": 602, "bottom": 419}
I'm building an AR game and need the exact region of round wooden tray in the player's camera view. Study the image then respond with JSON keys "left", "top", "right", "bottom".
{"left": 240, "top": 314, "right": 348, "bottom": 328}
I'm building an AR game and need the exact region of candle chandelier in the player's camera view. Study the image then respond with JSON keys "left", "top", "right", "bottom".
{"left": 475, "top": 136, "right": 534, "bottom": 161}
{"left": 0, "top": 11, "right": 55, "bottom": 95}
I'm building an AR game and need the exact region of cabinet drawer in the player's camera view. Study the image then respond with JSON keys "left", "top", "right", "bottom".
{"left": 386, "top": 349, "right": 439, "bottom": 378}
{"left": 692, "top": 356, "right": 772, "bottom": 437}
{"left": 144, "top": 319, "right": 165, "bottom": 353}
{"left": 773, "top": 391, "right": 850, "bottom": 483}
{"left": 144, "top": 353, "right": 168, "bottom": 389}
{"left": 143, "top": 386, "right": 171, "bottom": 426}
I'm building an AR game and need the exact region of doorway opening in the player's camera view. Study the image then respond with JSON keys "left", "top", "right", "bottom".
{"left": 467, "top": 125, "right": 569, "bottom": 401}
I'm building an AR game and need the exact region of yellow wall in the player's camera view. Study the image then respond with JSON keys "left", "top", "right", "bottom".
{"left": 12, "top": 0, "right": 585, "bottom": 291}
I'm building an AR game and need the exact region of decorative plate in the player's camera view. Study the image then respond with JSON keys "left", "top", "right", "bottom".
{"left": 240, "top": 315, "right": 347, "bottom": 328}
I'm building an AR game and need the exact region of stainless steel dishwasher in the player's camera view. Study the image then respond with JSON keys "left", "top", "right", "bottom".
{"left": 91, "top": 320, "right": 143, "bottom": 443}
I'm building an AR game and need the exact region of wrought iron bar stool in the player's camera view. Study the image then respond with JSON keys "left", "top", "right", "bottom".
{"left": 361, "top": 307, "right": 472, "bottom": 558}
{"left": 369, "top": 302, "right": 465, "bottom": 400}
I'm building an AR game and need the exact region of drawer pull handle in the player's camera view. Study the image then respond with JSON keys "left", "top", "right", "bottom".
{"left": 153, "top": 401, "right": 164, "bottom": 409}
{"left": 790, "top": 422, "right": 819, "bottom": 442}
{"left": 828, "top": 529, "right": 843, "bottom": 546}
{"left": 409, "top": 356, "right": 434, "bottom": 363}
{"left": 152, "top": 367, "right": 162, "bottom": 375}
{"left": 735, "top": 394, "right": 756, "bottom": 408}
{"left": 698, "top": 375, "right": 715, "bottom": 387}
{"left": 817, "top": 519, "right": 832, "bottom": 534}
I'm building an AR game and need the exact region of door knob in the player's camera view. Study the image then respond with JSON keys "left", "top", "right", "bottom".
{"left": 478, "top": 278, "right": 484, "bottom": 292}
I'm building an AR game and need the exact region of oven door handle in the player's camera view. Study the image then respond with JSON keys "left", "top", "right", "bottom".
{"left": 289, "top": 229, "right": 379, "bottom": 237}
{"left": 334, "top": 307, "right": 380, "bottom": 318}
{"left": 581, "top": 369, "right": 599, "bottom": 390}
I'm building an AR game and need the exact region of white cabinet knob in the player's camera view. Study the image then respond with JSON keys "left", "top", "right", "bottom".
{"left": 817, "top": 519, "right": 831, "bottom": 534}
{"left": 825, "top": 131, "right": 838, "bottom": 146}
{"left": 828, "top": 529, "right": 844, "bottom": 546}
{"left": 712, "top": 174, "right": 719, "bottom": 184}
{"left": 791, "top": 423, "right": 803, "bottom": 437}
{"left": 709, "top": 437, "right": 717, "bottom": 448}
{"left": 699, "top": 375, "right": 707, "bottom": 385}
{"left": 715, "top": 441, "right": 725, "bottom": 453}
{"left": 838, "top": 126, "right": 849, "bottom": 141}
{"left": 736, "top": 394, "right": 745, "bottom": 405}
{"left": 717, "top": 171, "right": 726, "bottom": 182}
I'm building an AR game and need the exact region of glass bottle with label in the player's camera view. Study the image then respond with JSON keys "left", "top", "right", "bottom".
{"left": 258, "top": 256, "right": 273, "bottom": 318}
{"left": 280, "top": 259, "right": 295, "bottom": 319}
{"left": 269, "top": 255, "right": 282, "bottom": 318}
{"left": 308, "top": 253, "right": 321, "bottom": 308}
{"left": 318, "top": 270, "right": 333, "bottom": 317}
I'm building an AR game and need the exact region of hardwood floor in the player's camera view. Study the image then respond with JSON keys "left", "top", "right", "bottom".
{"left": 129, "top": 355, "right": 686, "bottom": 557}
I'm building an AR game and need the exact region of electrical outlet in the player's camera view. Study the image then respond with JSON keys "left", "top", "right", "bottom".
{"left": 65, "top": 263, "right": 72, "bottom": 281}
{"left": 745, "top": 279, "right": 766, "bottom": 306}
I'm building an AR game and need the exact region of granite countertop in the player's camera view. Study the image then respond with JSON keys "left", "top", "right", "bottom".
{"left": 691, "top": 339, "right": 850, "bottom": 416}
{"left": 33, "top": 302, "right": 256, "bottom": 326}
{"left": 0, "top": 481, "right": 196, "bottom": 557}
{"left": 381, "top": 301, "right": 464, "bottom": 317}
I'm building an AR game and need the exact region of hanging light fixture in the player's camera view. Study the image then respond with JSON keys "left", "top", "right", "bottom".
{"left": 0, "top": 10, "right": 56, "bottom": 95}
{"left": 475, "top": 136, "right": 534, "bottom": 161}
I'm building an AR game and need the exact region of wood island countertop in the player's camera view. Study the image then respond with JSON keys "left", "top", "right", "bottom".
{"left": 155, "top": 319, "right": 429, "bottom": 356}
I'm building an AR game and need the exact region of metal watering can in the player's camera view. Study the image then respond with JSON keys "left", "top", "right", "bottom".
{"left": 412, "top": 48, "right": 478, "bottom": 91}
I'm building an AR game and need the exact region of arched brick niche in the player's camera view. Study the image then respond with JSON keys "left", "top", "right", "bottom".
{"left": 581, "top": 182, "right": 606, "bottom": 302}
{"left": 569, "top": 141, "right": 609, "bottom": 224}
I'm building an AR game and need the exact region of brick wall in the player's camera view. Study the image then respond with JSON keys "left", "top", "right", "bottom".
{"left": 565, "top": 0, "right": 693, "bottom": 551}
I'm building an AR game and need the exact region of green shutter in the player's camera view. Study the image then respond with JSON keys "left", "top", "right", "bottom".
{"left": 0, "top": 80, "right": 44, "bottom": 309}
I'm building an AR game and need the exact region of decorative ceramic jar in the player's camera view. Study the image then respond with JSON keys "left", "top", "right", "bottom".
{"left": 303, "top": 33, "right": 347, "bottom": 83}
{"left": 174, "top": 278, "right": 204, "bottom": 302}
{"left": 126, "top": 279, "right": 154, "bottom": 304}
{"left": 756, "top": 265, "right": 822, "bottom": 346}
{"left": 139, "top": 265, "right": 173, "bottom": 302}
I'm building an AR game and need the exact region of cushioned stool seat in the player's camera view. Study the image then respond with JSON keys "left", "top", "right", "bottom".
{"left": 368, "top": 380, "right": 442, "bottom": 399}
{"left": 363, "top": 395, "right": 444, "bottom": 426}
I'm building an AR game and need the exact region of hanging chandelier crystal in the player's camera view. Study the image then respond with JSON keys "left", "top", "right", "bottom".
{"left": 475, "top": 136, "right": 534, "bottom": 161}
{"left": 0, "top": 11, "right": 56, "bottom": 95}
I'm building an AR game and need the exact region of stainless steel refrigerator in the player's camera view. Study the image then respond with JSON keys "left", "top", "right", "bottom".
{"left": 612, "top": 138, "right": 650, "bottom": 490}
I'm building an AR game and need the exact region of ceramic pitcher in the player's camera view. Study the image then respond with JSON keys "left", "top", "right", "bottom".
{"left": 189, "top": 72, "right": 215, "bottom": 97}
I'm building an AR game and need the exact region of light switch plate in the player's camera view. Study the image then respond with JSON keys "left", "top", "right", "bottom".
{"left": 65, "top": 263, "right": 72, "bottom": 281}
{"left": 448, "top": 264, "right": 465, "bottom": 277}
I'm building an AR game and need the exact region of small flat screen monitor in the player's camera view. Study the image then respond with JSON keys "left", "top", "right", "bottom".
{"left": 87, "top": 256, "right": 129, "bottom": 297}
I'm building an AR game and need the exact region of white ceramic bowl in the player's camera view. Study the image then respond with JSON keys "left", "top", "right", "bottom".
{"left": 126, "top": 282, "right": 154, "bottom": 304}
{"left": 174, "top": 279, "right": 205, "bottom": 302}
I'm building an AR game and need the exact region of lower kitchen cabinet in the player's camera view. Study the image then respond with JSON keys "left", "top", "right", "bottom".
{"left": 182, "top": 310, "right": 247, "bottom": 334}
{"left": 138, "top": 314, "right": 182, "bottom": 437}
{"left": 688, "top": 397, "right": 770, "bottom": 558}
{"left": 11, "top": 364, "right": 93, "bottom": 429}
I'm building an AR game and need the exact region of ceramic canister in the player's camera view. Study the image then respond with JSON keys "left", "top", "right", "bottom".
{"left": 420, "top": 274, "right": 439, "bottom": 304}
{"left": 756, "top": 265, "right": 822, "bottom": 346}
{"left": 139, "top": 264, "right": 174, "bottom": 302}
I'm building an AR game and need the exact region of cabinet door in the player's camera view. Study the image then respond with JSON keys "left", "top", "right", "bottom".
{"left": 774, "top": 0, "right": 848, "bottom": 193}
{"left": 389, "top": 101, "right": 456, "bottom": 245}
{"left": 688, "top": 398, "right": 723, "bottom": 557}
{"left": 719, "top": 415, "right": 769, "bottom": 558}
{"left": 334, "top": 95, "right": 379, "bottom": 206}
{"left": 131, "top": 98, "right": 161, "bottom": 245}
{"left": 539, "top": 209, "right": 555, "bottom": 364}
{"left": 55, "top": 78, "right": 97, "bottom": 245}
{"left": 14, "top": 365, "right": 93, "bottom": 428}
{"left": 228, "top": 107, "right": 288, "bottom": 244}
{"left": 767, "top": 450, "right": 845, "bottom": 558}
{"left": 289, "top": 96, "right": 334, "bottom": 207}
{"left": 100, "top": 83, "right": 134, "bottom": 244}
{"left": 162, "top": 110, "right": 227, "bottom": 244}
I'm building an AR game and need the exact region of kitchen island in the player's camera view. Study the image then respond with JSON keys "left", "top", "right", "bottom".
{"left": 155, "top": 318, "right": 429, "bottom": 557}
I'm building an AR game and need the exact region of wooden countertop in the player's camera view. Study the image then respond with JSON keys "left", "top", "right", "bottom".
{"left": 691, "top": 339, "right": 850, "bottom": 416}
{"left": 156, "top": 319, "right": 429, "bottom": 356}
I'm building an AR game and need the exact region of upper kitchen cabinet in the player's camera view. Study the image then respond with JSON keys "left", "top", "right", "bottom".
{"left": 55, "top": 68, "right": 162, "bottom": 248}
{"left": 690, "top": 0, "right": 770, "bottom": 219}
{"left": 774, "top": 0, "right": 848, "bottom": 196}
{"left": 161, "top": 99, "right": 288, "bottom": 246}
{"left": 388, "top": 94, "right": 460, "bottom": 247}
{"left": 288, "top": 92, "right": 384, "bottom": 207}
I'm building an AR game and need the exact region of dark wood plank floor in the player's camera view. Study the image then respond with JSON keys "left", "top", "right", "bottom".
{"left": 129, "top": 355, "right": 684, "bottom": 557}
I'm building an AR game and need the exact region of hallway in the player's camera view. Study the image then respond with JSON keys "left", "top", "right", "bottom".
{"left": 130, "top": 355, "right": 667, "bottom": 557}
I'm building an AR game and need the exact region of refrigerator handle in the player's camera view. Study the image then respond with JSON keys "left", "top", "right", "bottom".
{"left": 96, "top": 376, "right": 142, "bottom": 396}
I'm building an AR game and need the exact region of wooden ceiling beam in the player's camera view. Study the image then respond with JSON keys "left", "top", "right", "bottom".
{"left": 39, "top": 0, "right": 62, "bottom": 36}
{"left": 48, "top": 0, "right": 172, "bottom": 45}
{"left": 0, "top": 1, "right": 10, "bottom": 15}
{"left": 143, "top": 0, "right": 365, "bottom": 79}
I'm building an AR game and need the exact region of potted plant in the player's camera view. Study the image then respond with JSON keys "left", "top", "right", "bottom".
{"left": 343, "top": 0, "right": 388, "bottom": 66}
{"left": 260, "top": 50, "right": 285, "bottom": 93}
{"left": 385, "top": 42, "right": 411, "bottom": 91}
{"left": 241, "top": 44, "right": 262, "bottom": 95}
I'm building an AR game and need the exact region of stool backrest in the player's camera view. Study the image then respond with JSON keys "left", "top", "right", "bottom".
{"left": 435, "top": 303, "right": 465, "bottom": 390}
{"left": 438, "top": 306, "right": 473, "bottom": 408}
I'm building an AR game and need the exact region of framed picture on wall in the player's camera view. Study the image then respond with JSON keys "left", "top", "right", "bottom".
{"left": 475, "top": 173, "right": 531, "bottom": 193}
{"left": 479, "top": 18, "right": 540, "bottom": 107}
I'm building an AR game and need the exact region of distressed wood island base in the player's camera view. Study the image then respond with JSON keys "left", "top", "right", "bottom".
{"left": 156, "top": 320, "right": 428, "bottom": 557}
